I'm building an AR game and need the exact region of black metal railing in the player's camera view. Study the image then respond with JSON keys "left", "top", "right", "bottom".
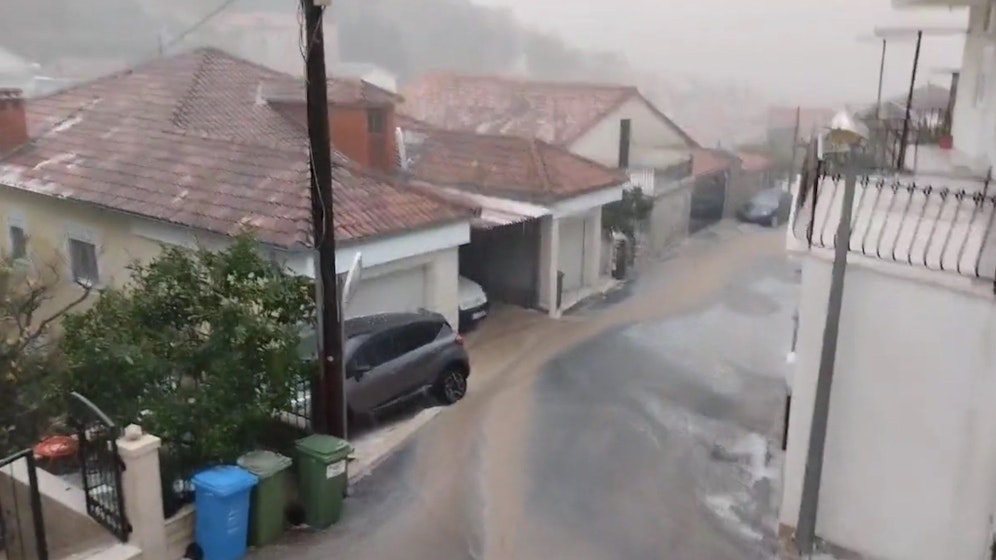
{"left": 860, "top": 107, "right": 952, "bottom": 173}
{"left": 791, "top": 168, "right": 996, "bottom": 285}
{"left": 68, "top": 393, "right": 130, "bottom": 542}
{"left": 0, "top": 449, "right": 49, "bottom": 560}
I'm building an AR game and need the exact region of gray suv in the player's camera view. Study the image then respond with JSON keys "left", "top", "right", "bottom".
{"left": 292, "top": 312, "right": 471, "bottom": 426}
{"left": 344, "top": 312, "right": 470, "bottom": 415}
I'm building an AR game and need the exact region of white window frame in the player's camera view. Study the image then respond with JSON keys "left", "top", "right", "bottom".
{"left": 65, "top": 224, "right": 102, "bottom": 288}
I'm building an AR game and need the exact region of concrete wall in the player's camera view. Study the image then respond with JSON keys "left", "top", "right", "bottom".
{"left": 164, "top": 507, "right": 194, "bottom": 560}
{"left": 537, "top": 209, "right": 604, "bottom": 316}
{"left": 781, "top": 255, "right": 996, "bottom": 560}
{"left": 2, "top": 186, "right": 163, "bottom": 318}
{"left": 570, "top": 97, "right": 692, "bottom": 167}
{"left": 952, "top": 4, "right": 996, "bottom": 167}
{"left": 647, "top": 183, "right": 692, "bottom": 252}
{"left": 0, "top": 458, "right": 116, "bottom": 560}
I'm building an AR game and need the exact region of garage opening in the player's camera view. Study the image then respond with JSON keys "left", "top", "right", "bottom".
{"left": 690, "top": 174, "right": 727, "bottom": 233}
{"left": 459, "top": 219, "right": 540, "bottom": 308}
{"left": 345, "top": 265, "right": 428, "bottom": 318}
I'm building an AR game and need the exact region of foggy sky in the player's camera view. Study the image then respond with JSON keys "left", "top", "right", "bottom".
{"left": 472, "top": 0, "right": 969, "bottom": 107}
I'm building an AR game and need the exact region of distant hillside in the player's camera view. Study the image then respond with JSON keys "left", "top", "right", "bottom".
{"left": 0, "top": 0, "right": 771, "bottom": 147}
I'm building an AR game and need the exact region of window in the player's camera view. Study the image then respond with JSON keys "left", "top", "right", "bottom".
{"left": 395, "top": 322, "right": 442, "bottom": 355}
{"left": 68, "top": 238, "right": 99, "bottom": 286}
{"left": 367, "top": 109, "right": 385, "bottom": 134}
{"left": 8, "top": 225, "right": 26, "bottom": 259}
{"left": 349, "top": 331, "right": 400, "bottom": 376}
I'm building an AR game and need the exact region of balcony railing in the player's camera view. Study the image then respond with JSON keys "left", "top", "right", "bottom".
{"left": 792, "top": 143, "right": 996, "bottom": 287}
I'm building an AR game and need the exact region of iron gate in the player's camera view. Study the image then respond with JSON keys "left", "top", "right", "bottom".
{"left": 68, "top": 392, "right": 131, "bottom": 542}
{"left": 0, "top": 449, "right": 49, "bottom": 560}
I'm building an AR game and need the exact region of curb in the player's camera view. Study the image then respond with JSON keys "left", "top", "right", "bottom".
{"left": 346, "top": 408, "right": 443, "bottom": 485}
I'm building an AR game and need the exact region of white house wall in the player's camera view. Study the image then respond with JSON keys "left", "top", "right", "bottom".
{"left": 781, "top": 256, "right": 996, "bottom": 560}
{"left": 569, "top": 97, "right": 692, "bottom": 167}
{"left": 347, "top": 247, "right": 460, "bottom": 328}
{"left": 952, "top": 4, "right": 996, "bottom": 166}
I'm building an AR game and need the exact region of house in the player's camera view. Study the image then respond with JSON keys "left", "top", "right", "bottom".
{"left": 779, "top": 3, "right": 996, "bottom": 559}
{"left": 397, "top": 117, "right": 629, "bottom": 316}
{"left": 766, "top": 106, "right": 835, "bottom": 156}
{"left": 0, "top": 48, "right": 472, "bottom": 328}
{"left": 401, "top": 74, "right": 712, "bottom": 248}
{"left": 735, "top": 151, "right": 776, "bottom": 200}
{"left": 331, "top": 62, "right": 398, "bottom": 95}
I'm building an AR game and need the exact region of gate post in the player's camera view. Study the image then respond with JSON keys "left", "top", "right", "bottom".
{"left": 117, "top": 425, "right": 168, "bottom": 560}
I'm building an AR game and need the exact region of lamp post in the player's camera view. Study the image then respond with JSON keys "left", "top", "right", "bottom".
{"left": 795, "top": 110, "right": 868, "bottom": 555}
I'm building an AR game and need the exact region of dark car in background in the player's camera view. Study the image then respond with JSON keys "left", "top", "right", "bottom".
{"left": 292, "top": 311, "right": 471, "bottom": 425}
{"left": 736, "top": 187, "right": 793, "bottom": 227}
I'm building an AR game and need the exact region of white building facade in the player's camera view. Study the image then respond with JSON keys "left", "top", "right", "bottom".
{"left": 779, "top": 3, "right": 996, "bottom": 556}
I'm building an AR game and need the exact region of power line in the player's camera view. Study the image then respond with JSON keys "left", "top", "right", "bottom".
{"left": 159, "top": 0, "right": 243, "bottom": 55}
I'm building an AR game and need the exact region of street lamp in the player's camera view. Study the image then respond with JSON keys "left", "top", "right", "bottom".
{"left": 795, "top": 110, "right": 867, "bottom": 556}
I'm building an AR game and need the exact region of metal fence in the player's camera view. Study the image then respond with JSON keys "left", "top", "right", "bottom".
{"left": 0, "top": 449, "right": 48, "bottom": 560}
{"left": 67, "top": 393, "right": 130, "bottom": 542}
{"left": 791, "top": 168, "right": 996, "bottom": 285}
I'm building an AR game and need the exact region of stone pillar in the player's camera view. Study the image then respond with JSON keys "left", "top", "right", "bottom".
{"left": 117, "top": 425, "right": 168, "bottom": 560}
{"left": 584, "top": 209, "right": 602, "bottom": 286}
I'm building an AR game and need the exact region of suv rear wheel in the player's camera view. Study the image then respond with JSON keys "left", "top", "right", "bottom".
{"left": 434, "top": 367, "right": 468, "bottom": 404}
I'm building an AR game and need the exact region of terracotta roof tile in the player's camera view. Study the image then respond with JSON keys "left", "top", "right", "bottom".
{"left": 400, "top": 124, "right": 627, "bottom": 204}
{"left": 0, "top": 48, "right": 467, "bottom": 248}
{"left": 737, "top": 152, "right": 774, "bottom": 173}
{"left": 401, "top": 74, "right": 639, "bottom": 146}
{"left": 692, "top": 149, "right": 737, "bottom": 178}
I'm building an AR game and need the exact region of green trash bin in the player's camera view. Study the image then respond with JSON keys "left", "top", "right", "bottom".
{"left": 294, "top": 434, "right": 352, "bottom": 529}
{"left": 237, "top": 450, "right": 293, "bottom": 547}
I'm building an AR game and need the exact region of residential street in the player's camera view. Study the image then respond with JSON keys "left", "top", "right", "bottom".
{"left": 252, "top": 224, "right": 796, "bottom": 560}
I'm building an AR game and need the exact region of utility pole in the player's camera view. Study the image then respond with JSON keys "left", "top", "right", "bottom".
{"left": 788, "top": 106, "right": 801, "bottom": 185}
{"left": 795, "top": 142, "right": 860, "bottom": 555}
{"left": 302, "top": 0, "right": 347, "bottom": 439}
{"left": 897, "top": 30, "right": 923, "bottom": 171}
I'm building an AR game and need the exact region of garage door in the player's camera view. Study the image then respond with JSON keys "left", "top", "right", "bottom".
{"left": 345, "top": 265, "right": 427, "bottom": 318}
{"left": 558, "top": 217, "right": 586, "bottom": 292}
{"left": 690, "top": 177, "right": 726, "bottom": 233}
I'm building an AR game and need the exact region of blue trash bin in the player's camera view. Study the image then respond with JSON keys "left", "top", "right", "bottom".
{"left": 191, "top": 466, "right": 259, "bottom": 560}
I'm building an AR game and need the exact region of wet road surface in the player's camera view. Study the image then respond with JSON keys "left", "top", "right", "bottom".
{"left": 253, "top": 225, "right": 796, "bottom": 560}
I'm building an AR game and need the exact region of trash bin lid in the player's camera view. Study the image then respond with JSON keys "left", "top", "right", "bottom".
{"left": 192, "top": 466, "right": 259, "bottom": 497}
{"left": 237, "top": 450, "right": 292, "bottom": 479}
{"left": 294, "top": 434, "right": 352, "bottom": 462}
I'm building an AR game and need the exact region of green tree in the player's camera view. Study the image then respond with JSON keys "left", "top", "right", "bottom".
{"left": 602, "top": 187, "right": 654, "bottom": 239}
{"left": 0, "top": 255, "right": 91, "bottom": 455}
{"left": 60, "top": 237, "right": 315, "bottom": 472}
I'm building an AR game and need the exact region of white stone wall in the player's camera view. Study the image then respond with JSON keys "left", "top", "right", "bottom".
{"left": 781, "top": 255, "right": 996, "bottom": 560}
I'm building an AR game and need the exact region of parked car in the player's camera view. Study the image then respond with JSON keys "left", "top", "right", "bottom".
{"left": 736, "top": 187, "right": 793, "bottom": 227}
{"left": 458, "top": 276, "right": 489, "bottom": 332}
{"left": 292, "top": 311, "right": 471, "bottom": 425}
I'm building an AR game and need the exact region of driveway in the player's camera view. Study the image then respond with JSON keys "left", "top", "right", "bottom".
{"left": 252, "top": 224, "right": 796, "bottom": 560}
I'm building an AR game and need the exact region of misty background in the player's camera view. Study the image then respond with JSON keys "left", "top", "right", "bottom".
{"left": 0, "top": 0, "right": 970, "bottom": 146}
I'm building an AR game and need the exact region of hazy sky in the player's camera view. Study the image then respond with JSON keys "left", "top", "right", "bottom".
{"left": 472, "top": 0, "right": 969, "bottom": 106}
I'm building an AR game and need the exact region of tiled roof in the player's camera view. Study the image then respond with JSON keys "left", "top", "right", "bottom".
{"left": 737, "top": 152, "right": 774, "bottom": 173}
{"left": 401, "top": 73, "right": 698, "bottom": 147}
{"left": 261, "top": 76, "right": 402, "bottom": 106}
{"left": 0, "top": 48, "right": 467, "bottom": 248}
{"left": 399, "top": 123, "right": 627, "bottom": 204}
{"left": 692, "top": 149, "right": 737, "bottom": 178}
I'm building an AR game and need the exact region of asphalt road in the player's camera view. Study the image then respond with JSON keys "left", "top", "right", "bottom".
{"left": 253, "top": 225, "right": 796, "bottom": 560}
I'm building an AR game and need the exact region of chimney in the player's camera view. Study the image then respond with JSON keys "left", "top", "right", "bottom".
{"left": 0, "top": 89, "right": 28, "bottom": 154}
{"left": 618, "top": 118, "right": 631, "bottom": 168}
